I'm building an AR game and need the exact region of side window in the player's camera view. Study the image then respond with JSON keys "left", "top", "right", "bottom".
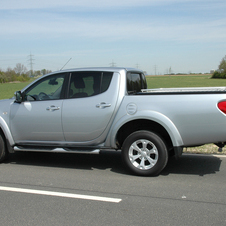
{"left": 69, "top": 71, "right": 113, "bottom": 98}
{"left": 24, "top": 73, "right": 65, "bottom": 101}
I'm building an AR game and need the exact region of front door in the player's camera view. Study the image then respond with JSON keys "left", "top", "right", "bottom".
{"left": 10, "top": 73, "right": 66, "bottom": 144}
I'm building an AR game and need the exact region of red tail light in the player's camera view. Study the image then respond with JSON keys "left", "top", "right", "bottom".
{"left": 218, "top": 101, "right": 226, "bottom": 114}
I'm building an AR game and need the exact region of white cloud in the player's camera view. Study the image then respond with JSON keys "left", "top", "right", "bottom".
{"left": 0, "top": 0, "right": 217, "bottom": 10}
{"left": 0, "top": 0, "right": 160, "bottom": 10}
{"left": 1, "top": 0, "right": 225, "bottom": 43}
{"left": 1, "top": 8, "right": 226, "bottom": 44}
{"left": 1, "top": 0, "right": 226, "bottom": 73}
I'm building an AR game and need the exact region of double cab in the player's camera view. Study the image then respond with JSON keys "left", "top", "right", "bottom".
{"left": 0, "top": 67, "right": 226, "bottom": 176}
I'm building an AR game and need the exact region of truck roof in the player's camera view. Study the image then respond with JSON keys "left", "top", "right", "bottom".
{"left": 60, "top": 67, "right": 143, "bottom": 73}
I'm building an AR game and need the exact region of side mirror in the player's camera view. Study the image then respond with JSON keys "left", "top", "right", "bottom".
{"left": 14, "top": 91, "right": 23, "bottom": 103}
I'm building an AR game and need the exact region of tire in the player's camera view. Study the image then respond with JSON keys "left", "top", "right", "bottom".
{"left": 0, "top": 132, "right": 8, "bottom": 162}
{"left": 122, "top": 131, "right": 168, "bottom": 176}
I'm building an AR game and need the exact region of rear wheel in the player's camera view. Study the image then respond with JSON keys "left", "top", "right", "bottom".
{"left": 0, "top": 132, "right": 8, "bottom": 162}
{"left": 122, "top": 131, "right": 168, "bottom": 176}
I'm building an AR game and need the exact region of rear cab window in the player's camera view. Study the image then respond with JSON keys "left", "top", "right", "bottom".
{"left": 127, "top": 72, "right": 147, "bottom": 94}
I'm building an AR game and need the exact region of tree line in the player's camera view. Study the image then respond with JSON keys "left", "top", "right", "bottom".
{"left": 212, "top": 55, "right": 226, "bottom": 79}
{"left": 0, "top": 63, "right": 52, "bottom": 83}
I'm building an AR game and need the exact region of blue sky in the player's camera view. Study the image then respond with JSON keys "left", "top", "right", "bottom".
{"left": 0, "top": 0, "right": 226, "bottom": 74}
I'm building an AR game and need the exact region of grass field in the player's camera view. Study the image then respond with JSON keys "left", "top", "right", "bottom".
{"left": 0, "top": 81, "right": 33, "bottom": 100}
{"left": 146, "top": 74, "right": 226, "bottom": 88}
{"left": 0, "top": 74, "right": 226, "bottom": 154}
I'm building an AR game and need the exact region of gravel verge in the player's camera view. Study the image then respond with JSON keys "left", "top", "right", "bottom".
{"left": 184, "top": 144, "right": 226, "bottom": 155}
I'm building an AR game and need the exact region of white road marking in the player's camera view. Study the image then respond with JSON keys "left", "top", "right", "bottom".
{"left": 0, "top": 186, "right": 122, "bottom": 203}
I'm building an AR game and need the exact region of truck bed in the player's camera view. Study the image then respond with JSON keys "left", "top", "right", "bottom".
{"left": 141, "top": 87, "right": 226, "bottom": 95}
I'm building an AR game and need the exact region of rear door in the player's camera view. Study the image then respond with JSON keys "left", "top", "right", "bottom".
{"left": 62, "top": 71, "right": 119, "bottom": 142}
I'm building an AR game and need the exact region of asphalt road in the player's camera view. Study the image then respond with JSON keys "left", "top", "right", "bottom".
{"left": 0, "top": 151, "right": 225, "bottom": 226}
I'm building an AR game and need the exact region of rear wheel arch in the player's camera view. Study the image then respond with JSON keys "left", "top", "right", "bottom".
{"left": 116, "top": 119, "right": 173, "bottom": 151}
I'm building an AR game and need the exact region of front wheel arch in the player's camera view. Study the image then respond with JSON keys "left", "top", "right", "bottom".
{"left": 0, "top": 130, "right": 8, "bottom": 162}
{"left": 121, "top": 130, "right": 168, "bottom": 176}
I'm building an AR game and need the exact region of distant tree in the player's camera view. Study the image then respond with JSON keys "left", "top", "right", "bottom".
{"left": 0, "top": 65, "right": 52, "bottom": 82}
{"left": 5, "top": 67, "right": 16, "bottom": 82}
{"left": 212, "top": 55, "right": 226, "bottom": 79}
{"left": 219, "top": 55, "right": 226, "bottom": 73}
{"left": 41, "top": 69, "right": 47, "bottom": 76}
{"left": 14, "top": 63, "right": 27, "bottom": 75}
{"left": 33, "top": 70, "right": 41, "bottom": 77}
{"left": 0, "top": 71, "right": 7, "bottom": 83}
{"left": 27, "top": 70, "right": 34, "bottom": 77}
{"left": 18, "top": 73, "right": 29, "bottom": 82}
{"left": 2, "top": 66, "right": 29, "bottom": 82}
{"left": 41, "top": 69, "right": 52, "bottom": 76}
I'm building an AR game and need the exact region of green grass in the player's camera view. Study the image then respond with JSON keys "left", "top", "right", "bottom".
{"left": 0, "top": 81, "right": 33, "bottom": 100}
{"left": 146, "top": 74, "right": 226, "bottom": 88}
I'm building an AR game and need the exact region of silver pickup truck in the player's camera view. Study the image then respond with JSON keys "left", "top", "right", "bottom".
{"left": 0, "top": 67, "right": 226, "bottom": 176}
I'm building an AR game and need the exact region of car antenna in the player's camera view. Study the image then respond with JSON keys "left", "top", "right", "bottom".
{"left": 60, "top": 58, "right": 72, "bottom": 70}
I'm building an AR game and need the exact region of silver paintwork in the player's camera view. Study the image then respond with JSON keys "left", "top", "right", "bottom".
{"left": 10, "top": 100, "right": 64, "bottom": 142}
{"left": 109, "top": 93, "right": 226, "bottom": 147}
{"left": 0, "top": 67, "right": 226, "bottom": 155}
{"left": 61, "top": 72, "right": 120, "bottom": 143}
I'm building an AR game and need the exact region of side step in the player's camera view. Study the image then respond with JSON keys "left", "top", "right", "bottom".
{"left": 14, "top": 146, "right": 100, "bottom": 154}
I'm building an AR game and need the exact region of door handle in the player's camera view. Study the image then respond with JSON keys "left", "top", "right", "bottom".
{"left": 46, "top": 105, "right": 60, "bottom": 111}
{"left": 96, "top": 102, "right": 111, "bottom": 109}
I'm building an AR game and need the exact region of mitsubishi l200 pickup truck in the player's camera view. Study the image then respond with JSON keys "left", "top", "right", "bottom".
{"left": 0, "top": 67, "right": 226, "bottom": 176}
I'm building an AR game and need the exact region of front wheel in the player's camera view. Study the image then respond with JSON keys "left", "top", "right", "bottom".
{"left": 122, "top": 131, "right": 168, "bottom": 176}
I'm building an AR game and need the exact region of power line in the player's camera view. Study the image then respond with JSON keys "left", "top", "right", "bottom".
{"left": 110, "top": 60, "right": 116, "bottom": 67}
{"left": 154, "top": 65, "right": 157, "bottom": 75}
{"left": 28, "top": 52, "right": 35, "bottom": 76}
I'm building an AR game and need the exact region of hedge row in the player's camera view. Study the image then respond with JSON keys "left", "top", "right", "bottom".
{"left": 212, "top": 71, "right": 226, "bottom": 79}
{"left": 0, "top": 73, "right": 30, "bottom": 83}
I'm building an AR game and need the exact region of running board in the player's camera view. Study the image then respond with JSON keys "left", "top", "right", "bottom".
{"left": 14, "top": 146, "right": 100, "bottom": 154}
